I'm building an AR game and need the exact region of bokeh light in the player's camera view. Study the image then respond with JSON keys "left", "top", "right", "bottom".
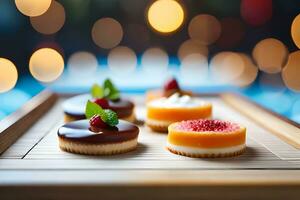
{"left": 147, "top": 0, "right": 184, "bottom": 33}
{"left": 253, "top": 38, "right": 288, "bottom": 74}
{"left": 291, "top": 13, "right": 300, "bottom": 49}
{"left": 67, "top": 51, "right": 98, "bottom": 76}
{"left": 234, "top": 54, "right": 258, "bottom": 87}
{"left": 108, "top": 46, "right": 137, "bottom": 75}
{"left": 216, "top": 18, "right": 245, "bottom": 49}
{"left": 15, "top": 0, "right": 52, "bottom": 17}
{"left": 188, "top": 14, "right": 221, "bottom": 45}
{"left": 141, "top": 47, "right": 168, "bottom": 74}
{"left": 29, "top": 48, "right": 64, "bottom": 82}
{"left": 180, "top": 53, "right": 208, "bottom": 85}
{"left": 30, "top": 1, "right": 65, "bottom": 34}
{"left": 210, "top": 52, "right": 245, "bottom": 84}
{"left": 282, "top": 51, "right": 300, "bottom": 92}
{"left": 0, "top": 58, "right": 18, "bottom": 93}
{"left": 92, "top": 18, "right": 123, "bottom": 49}
{"left": 177, "top": 39, "right": 208, "bottom": 62}
{"left": 240, "top": 0, "right": 272, "bottom": 26}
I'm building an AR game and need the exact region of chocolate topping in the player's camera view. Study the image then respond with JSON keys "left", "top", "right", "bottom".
{"left": 109, "top": 99, "right": 134, "bottom": 118}
{"left": 58, "top": 120, "right": 139, "bottom": 144}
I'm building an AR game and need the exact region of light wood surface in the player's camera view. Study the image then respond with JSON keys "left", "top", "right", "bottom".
{"left": 1, "top": 92, "right": 300, "bottom": 199}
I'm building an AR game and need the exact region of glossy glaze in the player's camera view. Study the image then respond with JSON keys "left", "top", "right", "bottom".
{"left": 58, "top": 120, "right": 139, "bottom": 144}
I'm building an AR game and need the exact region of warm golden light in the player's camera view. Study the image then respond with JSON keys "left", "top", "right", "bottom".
{"left": 210, "top": 52, "right": 245, "bottom": 84}
{"left": 68, "top": 51, "right": 98, "bottom": 76}
{"left": 282, "top": 51, "right": 300, "bottom": 92}
{"left": 147, "top": 0, "right": 184, "bottom": 33}
{"left": 29, "top": 48, "right": 64, "bottom": 82}
{"left": 108, "top": 46, "right": 137, "bottom": 75}
{"left": 142, "top": 47, "right": 168, "bottom": 74}
{"left": 92, "top": 18, "right": 123, "bottom": 49}
{"left": 188, "top": 14, "right": 221, "bottom": 45}
{"left": 0, "top": 58, "right": 18, "bottom": 93}
{"left": 291, "top": 13, "right": 300, "bottom": 49}
{"left": 252, "top": 38, "right": 288, "bottom": 74}
{"left": 178, "top": 39, "right": 208, "bottom": 61}
{"left": 15, "top": 0, "right": 52, "bottom": 17}
{"left": 235, "top": 54, "right": 258, "bottom": 87}
{"left": 30, "top": 1, "right": 65, "bottom": 35}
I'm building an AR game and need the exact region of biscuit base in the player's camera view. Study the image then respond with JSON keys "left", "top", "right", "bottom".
{"left": 59, "top": 137, "right": 138, "bottom": 155}
{"left": 167, "top": 144, "right": 246, "bottom": 158}
{"left": 64, "top": 113, "right": 136, "bottom": 123}
{"left": 146, "top": 119, "right": 172, "bottom": 133}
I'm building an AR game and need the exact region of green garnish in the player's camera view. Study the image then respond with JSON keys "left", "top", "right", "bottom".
{"left": 90, "top": 79, "right": 120, "bottom": 100}
{"left": 91, "top": 84, "right": 104, "bottom": 98}
{"left": 85, "top": 100, "right": 119, "bottom": 126}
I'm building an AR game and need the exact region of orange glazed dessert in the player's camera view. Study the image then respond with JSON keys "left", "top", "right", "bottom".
{"left": 146, "top": 78, "right": 193, "bottom": 103}
{"left": 167, "top": 119, "right": 246, "bottom": 158}
{"left": 146, "top": 93, "right": 212, "bottom": 132}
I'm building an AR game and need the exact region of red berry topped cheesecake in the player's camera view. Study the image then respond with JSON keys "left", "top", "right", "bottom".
{"left": 63, "top": 79, "right": 135, "bottom": 122}
{"left": 167, "top": 119, "right": 246, "bottom": 158}
{"left": 145, "top": 77, "right": 193, "bottom": 103}
{"left": 58, "top": 100, "right": 139, "bottom": 155}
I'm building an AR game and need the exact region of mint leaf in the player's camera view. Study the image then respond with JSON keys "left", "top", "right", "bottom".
{"left": 91, "top": 84, "right": 104, "bottom": 98}
{"left": 102, "top": 109, "right": 119, "bottom": 126}
{"left": 103, "top": 79, "right": 120, "bottom": 100}
{"left": 85, "top": 100, "right": 119, "bottom": 127}
{"left": 85, "top": 100, "right": 104, "bottom": 119}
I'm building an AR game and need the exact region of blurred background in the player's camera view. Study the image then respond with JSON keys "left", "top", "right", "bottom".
{"left": 0, "top": 0, "right": 300, "bottom": 123}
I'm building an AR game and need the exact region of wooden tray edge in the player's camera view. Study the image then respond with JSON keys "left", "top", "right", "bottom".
{"left": 0, "top": 90, "right": 57, "bottom": 154}
{"left": 221, "top": 92, "right": 300, "bottom": 149}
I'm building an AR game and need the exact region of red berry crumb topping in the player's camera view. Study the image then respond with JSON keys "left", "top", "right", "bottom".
{"left": 94, "top": 98, "right": 109, "bottom": 109}
{"left": 164, "top": 78, "right": 180, "bottom": 91}
{"left": 89, "top": 114, "right": 107, "bottom": 129}
{"left": 176, "top": 119, "right": 239, "bottom": 132}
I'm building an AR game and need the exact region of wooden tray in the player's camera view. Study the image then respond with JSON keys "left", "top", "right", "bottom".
{"left": 1, "top": 90, "right": 300, "bottom": 200}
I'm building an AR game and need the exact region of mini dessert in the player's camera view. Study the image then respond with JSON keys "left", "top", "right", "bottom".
{"left": 146, "top": 78, "right": 193, "bottom": 103}
{"left": 58, "top": 100, "right": 139, "bottom": 155}
{"left": 63, "top": 79, "right": 135, "bottom": 122}
{"left": 167, "top": 119, "right": 246, "bottom": 158}
{"left": 146, "top": 93, "right": 212, "bottom": 132}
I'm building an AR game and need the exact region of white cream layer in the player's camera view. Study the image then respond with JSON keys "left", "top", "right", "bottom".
{"left": 166, "top": 142, "right": 245, "bottom": 154}
{"left": 148, "top": 93, "right": 209, "bottom": 108}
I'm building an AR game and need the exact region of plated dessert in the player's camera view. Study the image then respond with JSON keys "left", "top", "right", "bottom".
{"left": 167, "top": 119, "right": 246, "bottom": 158}
{"left": 58, "top": 100, "right": 139, "bottom": 155}
{"left": 145, "top": 78, "right": 193, "bottom": 103}
{"left": 63, "top": 79, "right": 135, "bottom": 122}
{"left": 146, "top": 93, "right": 212, "bottom": 132}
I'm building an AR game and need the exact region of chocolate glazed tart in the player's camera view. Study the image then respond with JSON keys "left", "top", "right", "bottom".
{"left": 58, "top": 120, "right": 139, "bottom": 155}
{"left": 62, "top": 94, "right": 135, "bottom": 122}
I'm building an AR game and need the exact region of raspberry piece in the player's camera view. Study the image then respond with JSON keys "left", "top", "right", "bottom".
{"left": 94, "top": 98, "right": 109, "bottom": 109}
{"left": 164, "top": 78, "right": 180, "bottom": 91}
{"left": 89, "top": 114, "right": 108, "bottom": 128}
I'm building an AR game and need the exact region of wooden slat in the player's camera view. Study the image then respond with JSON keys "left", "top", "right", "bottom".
{"left": 0, "top": 90, "right": 57, "bottom": 154}
{"left": 222, "top": 93, "right": 300, "bottom": 149}
{"left": 0, "top": 101, "right": 62, "bottom": 158}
